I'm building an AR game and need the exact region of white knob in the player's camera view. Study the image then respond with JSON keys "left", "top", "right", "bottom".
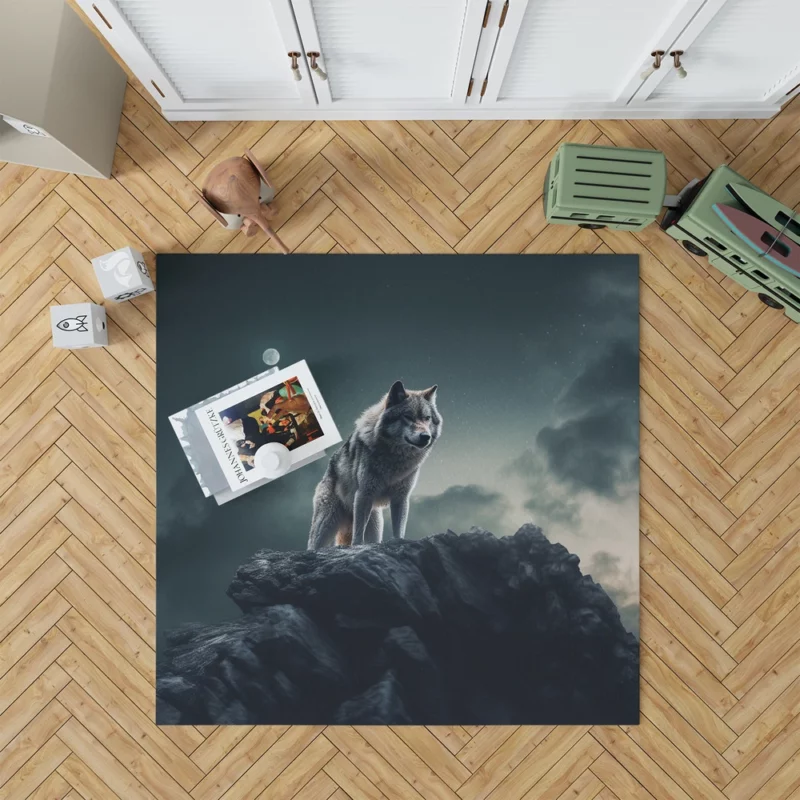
{"left": 308, "top": 53, "right": 328, "bottom": 81}
{"left": 640, "top": 65, "right": 656, "bottom": 81}
{"left": 670, "top": 51, "right": 687, "bottom": 80}
{"left": 641, "top": 51, "right": 664, "bottom": 82}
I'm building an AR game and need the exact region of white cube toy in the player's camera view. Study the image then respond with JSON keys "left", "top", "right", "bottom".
{"left": 92, "top": 246, "right": 154, "bottom": 302}
{"left": 51, "top": 303, "right": 108, "bottom": 349}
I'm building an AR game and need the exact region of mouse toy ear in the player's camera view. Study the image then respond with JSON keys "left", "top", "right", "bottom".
{"left": 244, "top": 148, "right": 273, "bottom": 189}
{"left": 386, "top": 380, "right": 408, "bottom": 407}
{"left": 422, "top": 385, "right": 438, "bottom": 400}
{"left": 196, "top": 190, "right": 229, "bottom": 228}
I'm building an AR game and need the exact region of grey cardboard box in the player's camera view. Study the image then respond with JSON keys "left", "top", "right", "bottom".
{"left": 92, "top": 246, "right": 154, "bottom": 302}
{"left": 51, "top": 302, "right": 107, "bottom": 349}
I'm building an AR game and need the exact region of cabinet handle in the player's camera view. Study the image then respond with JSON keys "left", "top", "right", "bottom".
{"left": 92, "top": 4, "right": 113, "bottom": 29}
{"left": 288, "top": 52, "right": 302, "bottom": 81}
{"left": 670, "top": 50, "right": 687, "bottom": 79}
{"left": 498, "top": 1, "right": 509, "bottom": 27}
{"left": 307, "top": 52, "right": 328, "bottom": 81}
{"left": 640, "top": 50, "right": 664, "bottom": 81}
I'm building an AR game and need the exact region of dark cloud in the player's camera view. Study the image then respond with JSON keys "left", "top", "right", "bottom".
{"left": 157, "top": 460, "right": 327, "bottom": 649}
{"left": 157, "top": 453, "right": 218, "bottom": 539}
{"left": 503, "top": 449, "right": 581, "bottom": 528}
{"left": 536, "top": 341, "right": 638, "bottom": 498}
{"left": 537, "top": 406, "right": 638, "bottom": 496}
{"left": 585, "top": 551, "right": 639, "bottom": 635}
{"left": 585, "top": 267, "right": 640, "bottom": 303}
{"left": 405, "top": 484, "right": 510, "bottom": 540}
{"left": 562, "top": 341, "right": 639, "bottom": 413}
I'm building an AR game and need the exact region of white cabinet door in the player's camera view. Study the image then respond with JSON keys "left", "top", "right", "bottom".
{"left": 76, "top": 0, "right": 317, "bottom": 112}
{"left": 76, "top": 0, "right": 794, "bottom": 119}
{"left": 638, "top": 0, "right": 800, "bottom": 108}
{"left": 480, "top": 0, "right": 706, "bottom": 111}
{"left": 289, "top": 0, "right": 486, "bottom": 109}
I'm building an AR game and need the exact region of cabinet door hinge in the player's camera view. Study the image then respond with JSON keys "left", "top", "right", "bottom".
{"left": 467, "top": 77, "right": 475, "bottom": 97}
{"left": 499, "top": 0, "right": 509, "bottom": 27}
{"left": 482, "top": 0, "right": 492, "bottom": 27}
{"left": 480, "top": 77, "right": 488, "bottom": 97}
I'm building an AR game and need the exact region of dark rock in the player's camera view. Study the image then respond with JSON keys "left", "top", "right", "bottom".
{"left": 157, "top": 526, "right": 639, "bottom": 724}
{"left": 334, "top": 670, "right": 411, "bottom": 724}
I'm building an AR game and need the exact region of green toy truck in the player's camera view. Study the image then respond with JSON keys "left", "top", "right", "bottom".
{"left": 660, "top": 164, "right": 800, "bottom": 323}
{"left": 544, "top": 143, "right": 667, "bottom": 232}
{"left": 544, "top": 142, "right": 800, "bottom": 323}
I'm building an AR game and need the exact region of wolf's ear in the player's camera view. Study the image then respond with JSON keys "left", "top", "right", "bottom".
{"left": 422, "top": 385, "right": 438, "bottom": 401}
{"left": 386, "top": 380, "right": 408, "bottom": 407}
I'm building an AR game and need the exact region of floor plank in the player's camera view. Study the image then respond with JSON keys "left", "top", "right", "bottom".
{"left": 1, "top": 55, "right": 799, "bottom": 798}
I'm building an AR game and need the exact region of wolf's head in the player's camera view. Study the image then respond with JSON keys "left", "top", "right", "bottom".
{"left": 379, "top": 381, "right": 442, "bottom": 450}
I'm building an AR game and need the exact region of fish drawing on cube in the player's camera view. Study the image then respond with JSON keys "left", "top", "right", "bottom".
{"left": 51, "top": 303, "right": 108, "bottom": 349}
{"left": 92, "top": 246, "right": 154, "bottom": 302}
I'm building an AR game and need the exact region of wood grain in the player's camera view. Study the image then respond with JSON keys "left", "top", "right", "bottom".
{"left": 1, "top": 35, "right": 799, "bottom": 797}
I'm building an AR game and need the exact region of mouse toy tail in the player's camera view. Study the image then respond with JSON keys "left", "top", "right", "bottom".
{"left": 252, "top": 210, "right": 290, "bottom": 254}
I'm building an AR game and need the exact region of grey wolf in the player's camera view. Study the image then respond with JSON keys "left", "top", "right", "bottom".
{"left": 307, "top": 381, "right": 441, "bottom": 549}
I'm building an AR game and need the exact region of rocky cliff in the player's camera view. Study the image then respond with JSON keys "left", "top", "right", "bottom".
{"left": 157, "top": 525, "right": 639, "bottom": 725}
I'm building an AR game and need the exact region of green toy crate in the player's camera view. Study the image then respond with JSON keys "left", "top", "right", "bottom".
{"left": 544, "top": 143, "right": 667, "bottom": 231}
{"left": 660, "top": 164, "right": 800, "bottom": 323}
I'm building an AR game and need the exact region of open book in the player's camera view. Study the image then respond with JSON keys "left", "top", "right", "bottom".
{"left": 193, "top": 360, "right": 341, "bottom": 494}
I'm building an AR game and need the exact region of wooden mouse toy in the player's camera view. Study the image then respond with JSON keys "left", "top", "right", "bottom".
{"left": 197, "top": 148, "right": 289, "bottom": 254}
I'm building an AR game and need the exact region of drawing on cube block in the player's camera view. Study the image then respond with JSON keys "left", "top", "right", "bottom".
{"left": 50, "top": 303, "right": 108, "bottom": 349}
{"left": 56, "top": 315, "right": 89, "bottom": 332}
{"left": 1, "top": 114, "right": 50, "bottom": 137}
{"left": 92, "top": 246, "right": 154, "bottom": 302}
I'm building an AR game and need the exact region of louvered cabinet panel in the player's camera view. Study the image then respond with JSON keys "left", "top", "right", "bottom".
{"left": 76, "top": 0, "right": 314, "bottom": 109}
{"left": 292, "top": 0, "right": 482, "bottom": 104}
{"left": 75, "top": 0, "right": 794, "bottom": 117}
{"left": 496, "top": 0, "right": 697, "bottom": 102}
{"left": 649, "top": 0, "right": 800, "bottom": 102}
{"left": 116, "top": 0, "right": 297, "bottom": 100}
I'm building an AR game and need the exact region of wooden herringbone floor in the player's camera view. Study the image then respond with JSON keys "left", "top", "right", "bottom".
{"left": 3, "top": 38, "right": 800, "bottom": 800}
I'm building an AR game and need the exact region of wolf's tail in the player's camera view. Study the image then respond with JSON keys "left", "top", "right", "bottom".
{"left": 307, "top": 479, "right": 343, "bottom": 550}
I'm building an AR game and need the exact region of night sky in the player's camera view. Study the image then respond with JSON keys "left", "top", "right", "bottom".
{"left": 156, "top": 254, "right": 640, "bottom": 646}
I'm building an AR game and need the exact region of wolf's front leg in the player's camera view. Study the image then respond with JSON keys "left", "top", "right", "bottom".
{"left": 390, "top": 495, "right": 410, "bottom": 539}
{"left": 351, "top": 490, "right": 374, "bottom": 546}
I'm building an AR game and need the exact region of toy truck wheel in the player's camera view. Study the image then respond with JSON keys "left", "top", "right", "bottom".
{"left": 758, "top": 293, "right": 784, "bottom": 310}
{"left": 682, "top": 240, "right": 707, "bottom": 257}
{"left": 578, "top": 223, "right": 606, "bottom": 230}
